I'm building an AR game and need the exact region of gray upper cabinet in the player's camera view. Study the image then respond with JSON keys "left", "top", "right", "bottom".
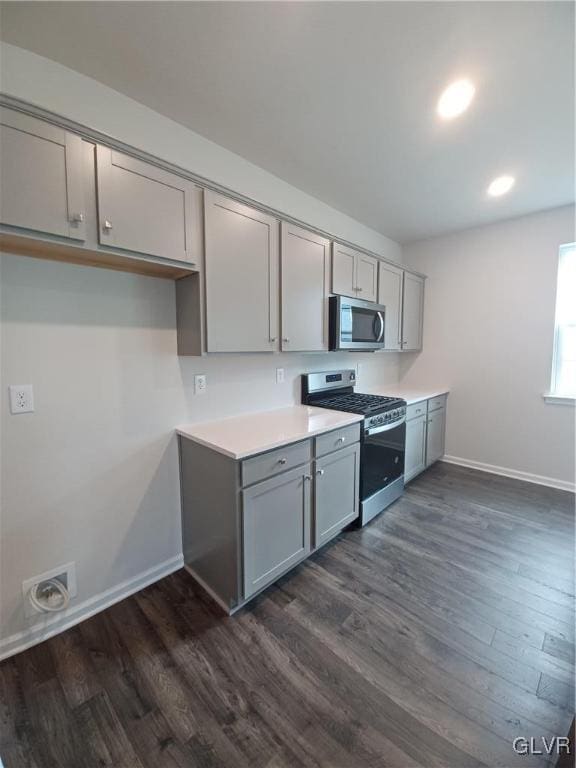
{"left": 402, "top": 272, "right": 425, "bottom": 350}
{"left": 377, "top": 261, "right": 403, "bottom": 350}
{"left": 243, "top": 464, "right": 312, "bottom": 599}
{"left": 95, "top": 145, "right": 201, "bottom": 264}
{"left": 331, "top": 243, "right": 378, "bottom": 302}
{"left": 356, "top": 252, "right": 378, "bottom": 302}
{"left": 204, "top": 191, "right": 279, "bottom": 352}
{"left": 314, "top": 442, "right": 360, "bottom": 548}
{"left": 426, "top": 406, "right": 446, "bottom": 466}
{"left": 0, "top": 108, "right": 85, "bottom": 241}
{"left": 281, "top": 223, "right": 330, "bottom": 351}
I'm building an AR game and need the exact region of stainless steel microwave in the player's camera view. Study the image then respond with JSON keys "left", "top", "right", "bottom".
{"left": 329, "top": 296, "right": 386, "bottom": 351}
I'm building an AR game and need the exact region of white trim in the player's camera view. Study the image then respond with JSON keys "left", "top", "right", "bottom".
{"left": 542, "top": 393, "right": 576, "bottom": 405}
{"left": 0, "top": 554, "right": 183, "bottom": 662}
{"left": 441, "top": 455, "right": 575, "bottom": 493}
{"left": 183, "top": 564, "right": 231, "bottom": 614}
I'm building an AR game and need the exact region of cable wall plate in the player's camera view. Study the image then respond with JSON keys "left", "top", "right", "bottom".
{"left": 22, "top": 562, "right": 77, "bottom": 618}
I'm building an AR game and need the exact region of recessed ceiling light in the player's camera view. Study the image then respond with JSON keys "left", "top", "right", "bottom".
{"left": 487, "top": 175, "right": 515, "bottom": 197}
{"left": 437, "top": 79, "right": 476, "bottom": 120}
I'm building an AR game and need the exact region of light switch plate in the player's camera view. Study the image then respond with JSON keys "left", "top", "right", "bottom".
{"left": 9, "top": 384, "right": 34, "bottom": 414}
{"left": 276, "top": 367, "right": 285, "bottom": 384}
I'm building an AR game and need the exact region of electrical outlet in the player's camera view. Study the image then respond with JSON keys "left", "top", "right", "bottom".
{"left": 9, "top": 384, "right": 34, "bottom": 414}
{"left": 22, "top": 562, "right": 76, "bottom": 618}
{"left": 276, "top": 367, "right": 285, "bottom": 384}
{"left": 194, "top": 374, "right": 207, "bottom": 395}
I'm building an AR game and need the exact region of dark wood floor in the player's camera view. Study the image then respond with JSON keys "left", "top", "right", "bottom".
{"left": 1, "top": 463, "right": 574, "bottom": 768}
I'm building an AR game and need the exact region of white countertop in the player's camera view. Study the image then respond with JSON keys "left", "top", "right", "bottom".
{"left": 177, "top": 405, "right": 363, "bottom": 460}
{"left": 364, "top": 385, "right": 450, "bottom": 405}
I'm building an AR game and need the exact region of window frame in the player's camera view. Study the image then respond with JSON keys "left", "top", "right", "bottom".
{"left": 545, "top": 242, "right": 576, "bottom": 405}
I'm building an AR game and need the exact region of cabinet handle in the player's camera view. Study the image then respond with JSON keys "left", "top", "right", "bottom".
{"left": 303, "top": 474, "right": 312, "bottom": 481}
{"left": 356, "top": 287, "right": 363, "bottom": 292}
{"left": 102, "top": 220, "right": 113, "bottom": 231}
{"left": 269, "top": 337, "right": 277, "bottom": 342}
{"left": 315, "top": 469, "right": 325, "bottom": 476}
{"left": 277, "top": 458, "right": 287, "bottom": 465}
{"left": 337, "top": 437, "right": 346, "bottom": 444}
{"left": 282, "top": 337, "right": 290, "bottom": 343}
{"left": 70, "top": 212, "right": 84, "bottom": 224}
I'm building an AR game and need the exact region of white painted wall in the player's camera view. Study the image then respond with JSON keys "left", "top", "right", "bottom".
{"left": 401, "top": 205, "right": 576, "bottom": 489}
{"left": 0, "top": 44, "right": 402, "bottom": 656}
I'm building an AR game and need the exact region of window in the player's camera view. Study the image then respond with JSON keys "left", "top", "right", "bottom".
{"left": 550, "top": 243, "right": 576, "bottom": 398}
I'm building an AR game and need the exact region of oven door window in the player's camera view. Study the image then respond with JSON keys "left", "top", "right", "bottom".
{"left": 341, "top": 306, "right": 381, "bottom": 344}
{"left": 361, "top": 422, "right": 406, "bottom": 500}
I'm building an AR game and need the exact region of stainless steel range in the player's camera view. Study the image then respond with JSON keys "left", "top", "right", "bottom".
{"left": 302, "top": 369, "right": 406, "bottom": 526}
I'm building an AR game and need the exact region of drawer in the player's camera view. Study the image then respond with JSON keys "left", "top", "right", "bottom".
{"left": 429, "top": 395, "right": 447, "bottom": 412}
{"left": 406, "top": 401, "right": 427, "bottom": 421}
{"left": 241, "top": 439, "right": 311, "bottom": 487}
{"left": 315, "top": 423, "right": 361, "bottom": 457}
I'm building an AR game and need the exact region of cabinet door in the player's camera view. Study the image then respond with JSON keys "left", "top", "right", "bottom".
{"left": 402, "top": 272, "right": 425, "bottom": 351}
{"left": 96, "top": 145, "right": 201, "bottom": 263}
{"left": 243, "top": 465, "right": 312, "bottom": 599}
{"left": 331, "top": 243, "right": 357, "bottom": 298}
{"left": 355, "top": 253, "right": 378, "bottom": 302}
{"left": 378, "top": 262, "right": 403, "bottom": 349}
{"left": 314, "top": 443, "right": 360, "bottom": 548}
{"left": 204, "top": 192, "right": 279, "bottom": 352}
{"left": 426, "top": 407, "right": 446, "bottom": 467}
{"left": 281, "top": 223, "right": 330, "bottom": 351}
{"left": 404, "top": 414, "right": 427, "bottom": 483}
{"left": 0, "top": 108, "right": 85, "bottom": 241}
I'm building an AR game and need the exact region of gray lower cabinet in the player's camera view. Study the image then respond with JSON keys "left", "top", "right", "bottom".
{"left": 404, "top": 395, "right": 447, "bottom": 483}
{"left": 404, "top": 414, "right": 427, "bottom": 482}
{"left": 314, "top": 442, "right": 360, "bottom": 548}
{"left": 426, "top": 407, "right": 446, "bottom": 465}
{"left": 179, "top": 427, "right": 360, "bottom": 613}
{"left": 0, "top": 107, "right": 85, "bottom": 241}
{"left": 243, "top": 464, "right": 312, "bottom": 599}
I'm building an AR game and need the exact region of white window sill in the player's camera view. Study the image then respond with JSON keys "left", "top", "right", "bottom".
{"left": 543, "top": 393, "right": 576, "bottom": 405}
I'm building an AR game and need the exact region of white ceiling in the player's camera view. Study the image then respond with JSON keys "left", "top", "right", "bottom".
{"left": 0, "top": 1, "right": 573, "bottom": 243}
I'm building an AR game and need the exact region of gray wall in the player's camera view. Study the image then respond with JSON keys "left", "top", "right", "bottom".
{"left": 402, "top": 205, "right": 575, "bottom": 489}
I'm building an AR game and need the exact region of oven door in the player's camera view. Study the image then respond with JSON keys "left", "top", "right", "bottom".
{"left": 361, "top": 419, "right": 406, "bottom": 502}
{"left": 330, "top": 296, "right": 386, "bottom": 350}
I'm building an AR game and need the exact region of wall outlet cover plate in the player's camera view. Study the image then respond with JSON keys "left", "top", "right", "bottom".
{"left": 9, "top": 384, "right": 34, "bottom": 414}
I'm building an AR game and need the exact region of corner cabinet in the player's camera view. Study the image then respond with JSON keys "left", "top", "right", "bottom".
{"left": 0, "top": 108, "right": 86, "bottom": 241}
{"left": 204, "top": 192, "right": 279, "bottom": 352}
{"left": 378, "top": 264, "right": 425, "bottom": 351}
{"left": 281, "top": 223, "right": 330, "bottom": 351}
{"left": 404, "top": 396, "right": 447, "bottom": 483}
{"left": 332, "top": 243, "right": 378, "bottom": 302}
{"left": 179, "top": 423, "right": 361, "bottom": 612}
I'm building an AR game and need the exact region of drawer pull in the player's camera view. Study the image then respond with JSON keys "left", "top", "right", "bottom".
{"left": 303, "top": 474, "right": 312, "bottom": 481}
{"left": 277, "top": 458, "right": 287, "bottom": 465}
{"left": 337, "top": 437, "right": 346, "bottom": 444}
{"left": 316, "top": 468, "right": 325, "bottom": 476}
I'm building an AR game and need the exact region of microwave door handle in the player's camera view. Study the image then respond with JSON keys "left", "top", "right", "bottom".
{"left": 377, "top": 311, "right": 385, "bottom": 343}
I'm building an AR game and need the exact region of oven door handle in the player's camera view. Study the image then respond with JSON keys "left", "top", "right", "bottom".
{"left": 365, "top": 417, "right": 406, "bottom": 435}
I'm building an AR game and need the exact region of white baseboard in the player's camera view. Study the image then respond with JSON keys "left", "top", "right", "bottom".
{"left": 0, "top": 554, "right": 183, "bottom": 662}
{"left": 441, "top": 455, "right": 575, "bottom": 493}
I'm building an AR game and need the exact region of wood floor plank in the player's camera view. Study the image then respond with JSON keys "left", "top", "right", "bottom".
{"left": 1, "top": 463, "right": 574, "bottom": 768}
